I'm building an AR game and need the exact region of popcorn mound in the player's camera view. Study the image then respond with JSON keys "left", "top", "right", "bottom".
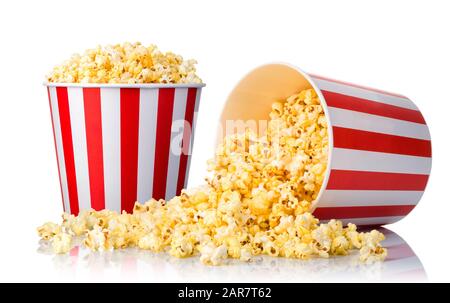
{"left": 46, "top": 42, "right": 202, "bottom": 84}
{"left": 38, "top": 88, "right": 387, "bottom": 265}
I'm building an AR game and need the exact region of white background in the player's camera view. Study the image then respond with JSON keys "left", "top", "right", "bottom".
{"left": 0, "top": 0, "right": 449, "bottom": 282}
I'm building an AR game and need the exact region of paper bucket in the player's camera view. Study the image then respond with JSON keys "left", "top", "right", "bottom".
{"left": 46, "top": 83, "right": 204, "bottom": 215}
{"left": 217, "top": 63, "right": 431, "bottom": 226}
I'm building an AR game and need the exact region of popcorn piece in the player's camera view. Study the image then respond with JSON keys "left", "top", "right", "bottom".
{"left": 294, "top": 242, "right": 314, "bottom": 260}
{"left": 200, "top": 244, "right": 228, "bottom": 266}
{"left": 47, "top": 42, "right": 202, "bottom": 84}
{"left": 52, "top": 232, "right": 72, "bottom": 254}
{"left": 138, "top": 233, "right": 163, "bottom": 251}
{"left": 170, "top": 237, "right": 195, "bottom": 258}
{"left": 37, "top": 222, "right": 61, "bottom": 240}
{"left": 331, "top": 236, "right": 350, "bottom": 255}
{"left": 83, "top": 225, "right": 110, "bottom": 251}
{"left": 38, "top": 88, "right": 387, "bottom": 265}
{"left": 359, "top": 230, "right": 388, "bottom": 263}
{"left": 344, "top": 223, "right": 362, "bottom": 249}
{"left": 62, "top": 213, "right": 86, "bottom": 236}
{"left": 239, "top": 245, "right": 253, "bottom": 262}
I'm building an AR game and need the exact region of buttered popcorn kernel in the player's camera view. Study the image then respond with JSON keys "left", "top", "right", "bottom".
{"left": 46, "top": 42, "right": 202, "bottom": 84}
{"left": 37, "top": 222, "right": 61, "bottom": 241}
{"left": 37, "top": 88, "right": 387, "bottom": 264}
{"left": 52, "top": 232, "right": 72, "bottom": 254}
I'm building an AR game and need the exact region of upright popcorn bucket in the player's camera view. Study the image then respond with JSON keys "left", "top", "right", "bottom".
{"left": 46, "top": 83, "right": 204, "bottom": 215}
{"left": 218, "top": 63, "right": 431, "bottom": 226}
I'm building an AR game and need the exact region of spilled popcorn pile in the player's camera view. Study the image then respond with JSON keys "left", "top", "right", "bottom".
{"left": 46, "top": 42, "right": 202, "bottom": 84}
{"left": 38, "top": 88, "right": 387, "bottom": 265}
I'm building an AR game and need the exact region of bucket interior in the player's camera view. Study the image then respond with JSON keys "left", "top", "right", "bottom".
{"left": 217, "top": 63, "right": 332, "bottom": 212}
{"left": 218, "top": 63, "right": 318, "bottom": 142}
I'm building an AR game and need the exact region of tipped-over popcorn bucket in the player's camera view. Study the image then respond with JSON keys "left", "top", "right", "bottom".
{"left": 218, "top": 63, "right": 431, "bottom": 226}
{"left": 46, "top": 83, "right": 204, "bottom": 215}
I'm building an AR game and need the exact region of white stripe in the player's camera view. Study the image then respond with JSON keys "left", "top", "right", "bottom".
{"left": 137, "top": 89, "right": 158, "bottom": 203}
{"left": 165, "top": 88, "right": 188, "bottom": 199}
{"left": 312, "top": 77, "right": 418, "bottom": 110}
{"left": 319, "top": 216, "right": 404, "bottom": 226}
{"left": 332, "top": 148, "right": 432, "bottom": 174}
{"left": 49, "top": 87, "right": 71, "bottom": 214}
{"left": 319, "top": 190, "right": 424, "bottom": 207}
{"left": 67, "top": 88, "right": 91, "bottom": 211}
{"left": 184, "top": 89, "right": 202, "bottom": 188}
{"left": 328, "top": 107, "right": 430, "bottom": 140}
{"left": 101, "top": 88, "right": 121, "bottom": 212}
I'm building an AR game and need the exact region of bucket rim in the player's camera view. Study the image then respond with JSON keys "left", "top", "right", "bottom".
{"left": 44, "top": 82, "right": 206, "bottom": 88}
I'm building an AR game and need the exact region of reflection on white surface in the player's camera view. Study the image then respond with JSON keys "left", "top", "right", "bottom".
{"left": 36, "top": 227, "right": 426, "bottom": 282}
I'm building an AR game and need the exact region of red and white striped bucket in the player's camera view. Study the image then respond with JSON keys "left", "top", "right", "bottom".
{"left": 46, "top": 83, "right": 204, "bottom": 215}
{"left": 218, "top": 63, "right": 431, "bottom": 226}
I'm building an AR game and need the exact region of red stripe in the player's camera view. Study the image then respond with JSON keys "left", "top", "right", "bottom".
{"left": 56, "top": 87, "right": 79, "bottom": 215}
{"left": 322, "top": 90, "right": 425, "bottom": 124}
{"left": 333, "top": 126, "right": 432, "bottom": 157}
{"left": 314, "top": 205, "right": 415, "bottom": 220}
{"left": 309, "top": 73, "right": 408, "bottom": 99}
{"left": 120, "top": 88, "right": 140, "bottom": 213}
{"left": 70, "top": 246, "right": 79, "bottom": 257}
{"left": 83, "top": 88, "right": 105, "bottom": 211}
{"left": 47, "top": 88, "right": 65, "bottom": 212}
{"left": 153, "top": 88, "right": 175, "bottom": 200}
{"left": 176, "top": 88, "right": 197, "bottom": 195}
{"left": 327, "top": 169, "right": 429, "bottom": 190}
